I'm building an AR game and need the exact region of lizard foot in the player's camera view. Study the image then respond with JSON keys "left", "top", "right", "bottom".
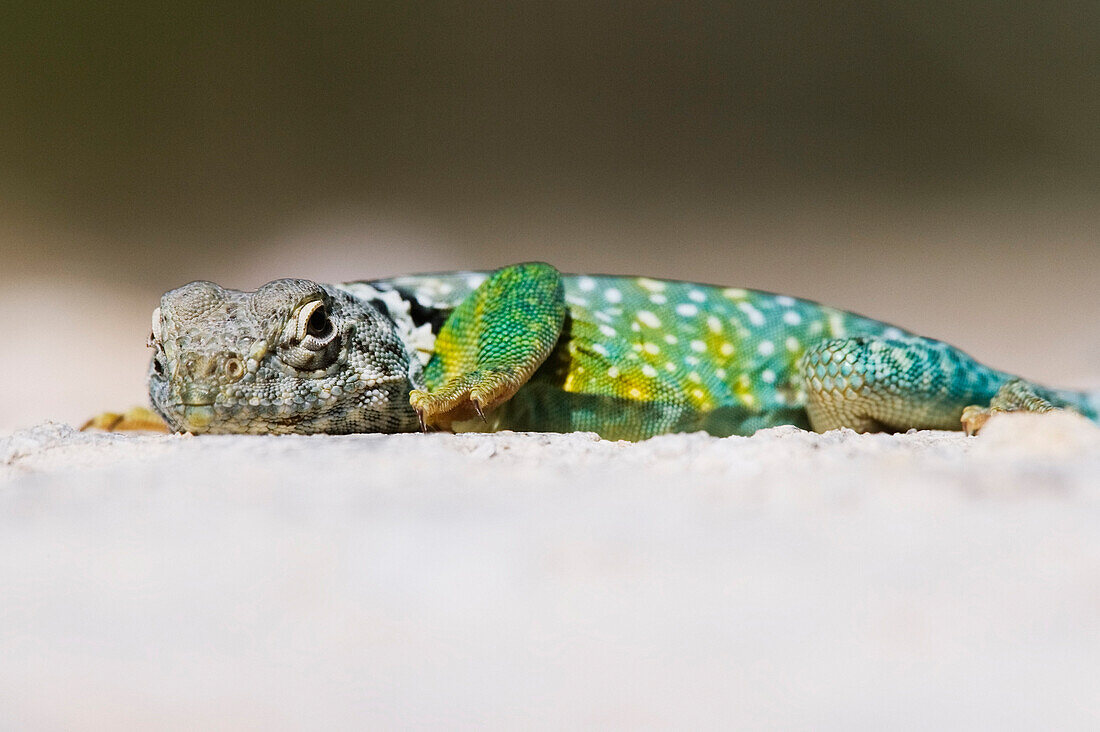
{"left": 961, "top": 405, "right": 1073, "bottom": 436}
{"left": 962, "top": 379, "right": 1061, "bottom": 435}
{"left": 81, "top": 406, "right": 170, "bottom": 432}
{"left": 960, "top": 405, "right": 993, "bottom": 436}
{"left": 409, "top": 367, "right": 516, "bottom": 430}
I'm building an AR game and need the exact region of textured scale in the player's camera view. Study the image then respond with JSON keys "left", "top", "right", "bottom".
{"left": 142, "top": 263, "right": 1100, "bottom": 440}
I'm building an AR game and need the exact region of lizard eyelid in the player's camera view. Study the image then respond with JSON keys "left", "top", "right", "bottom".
{"left": 306, "top": 305, "right": 333, "bottom": 339}
{"left": 292, "top": 300, "right": 338, "bottom": 351}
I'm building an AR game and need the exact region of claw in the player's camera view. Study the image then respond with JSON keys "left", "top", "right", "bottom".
{"left": 474, "top": 400, "right": 486, "bottom": 422}
{"left": 417, "top": 409, "right": 427, "bottom": 432}
{"left": 960, "top": 405, "right": 991, "bottom": 436}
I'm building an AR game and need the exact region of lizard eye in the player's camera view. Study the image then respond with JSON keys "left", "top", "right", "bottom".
{"left": 292, "top": 300, "right": 337, "bottom": 348}
{"left": 280, "top": 299, "right": 341, "bottom": 370}
{"left": 306, "top": 305, "right": 333, "bottom": 339}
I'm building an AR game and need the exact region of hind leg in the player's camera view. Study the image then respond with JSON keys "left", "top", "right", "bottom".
{"left": 800, "top": 336, "right": 1008, "bottom": 433}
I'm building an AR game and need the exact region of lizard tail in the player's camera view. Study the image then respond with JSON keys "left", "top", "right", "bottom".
{"left": 1043, "top": 385, "right": 1100, "bottom": 423}
{"left": 1069, "top": 388, "right": 1100, "bottom": 423}
{"left": 1086, "top": 390, "right": 1100, "bottom": 423}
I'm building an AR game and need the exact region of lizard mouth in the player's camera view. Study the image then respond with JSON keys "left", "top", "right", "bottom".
{"left": 180, "top": 404, "right": 216, "bottom": 431}
{"left": 180, "top": 387, "right": 218, "bottom": 407}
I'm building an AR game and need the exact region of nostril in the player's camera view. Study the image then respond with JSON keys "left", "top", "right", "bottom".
{"left": 224, "top": 357, "right": 244, "bottom": 380}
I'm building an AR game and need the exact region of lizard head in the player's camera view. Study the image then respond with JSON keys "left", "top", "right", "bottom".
{"left": 148, "top": 279, "right": 423, "bottom": 434}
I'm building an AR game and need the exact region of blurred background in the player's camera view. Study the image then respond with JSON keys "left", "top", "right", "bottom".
{"left": 2, "top": 1, "right": 1097, "bottom": 431}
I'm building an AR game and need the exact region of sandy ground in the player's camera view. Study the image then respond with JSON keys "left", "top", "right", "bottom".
{"left": 3, "top": 413, "right": 1100, "bottom": 729}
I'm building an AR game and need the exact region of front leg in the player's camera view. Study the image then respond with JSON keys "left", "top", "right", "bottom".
{"left": 81, "top": 406, "right": 170, "bottom": 432}
{"left": 409, "top": 262, "right": 566, "bottom": 429}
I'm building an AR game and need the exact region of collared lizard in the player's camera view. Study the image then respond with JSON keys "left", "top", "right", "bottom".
{"left": 91, "top": 262, "right": 1098, "bottom": 440}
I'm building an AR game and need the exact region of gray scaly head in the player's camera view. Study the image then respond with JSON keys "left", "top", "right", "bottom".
{"left": 148, "top": 279, "right": 424, "bottom": 434}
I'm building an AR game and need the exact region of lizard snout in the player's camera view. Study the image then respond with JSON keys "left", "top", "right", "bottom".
{"left": 178, "top": 352, "right": 247, "bottom": 386}
{"left": 170, "top": 352, "right": 248, "bottom": 433}
{"left": 173, "top": 352, "right": 247, "bottom": 411}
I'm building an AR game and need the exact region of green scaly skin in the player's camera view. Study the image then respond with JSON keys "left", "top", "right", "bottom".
{"left": 146, "top": 262, "right": 1098, "bottom": 440}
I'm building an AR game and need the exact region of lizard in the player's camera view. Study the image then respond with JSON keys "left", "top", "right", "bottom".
{"left": 93, "top": 262, "right": 1099, "bottom": 440}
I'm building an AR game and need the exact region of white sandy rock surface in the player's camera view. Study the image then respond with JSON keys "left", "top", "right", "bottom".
{"left": 2, "top": 413, "right": 1100, "bottom": 729}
